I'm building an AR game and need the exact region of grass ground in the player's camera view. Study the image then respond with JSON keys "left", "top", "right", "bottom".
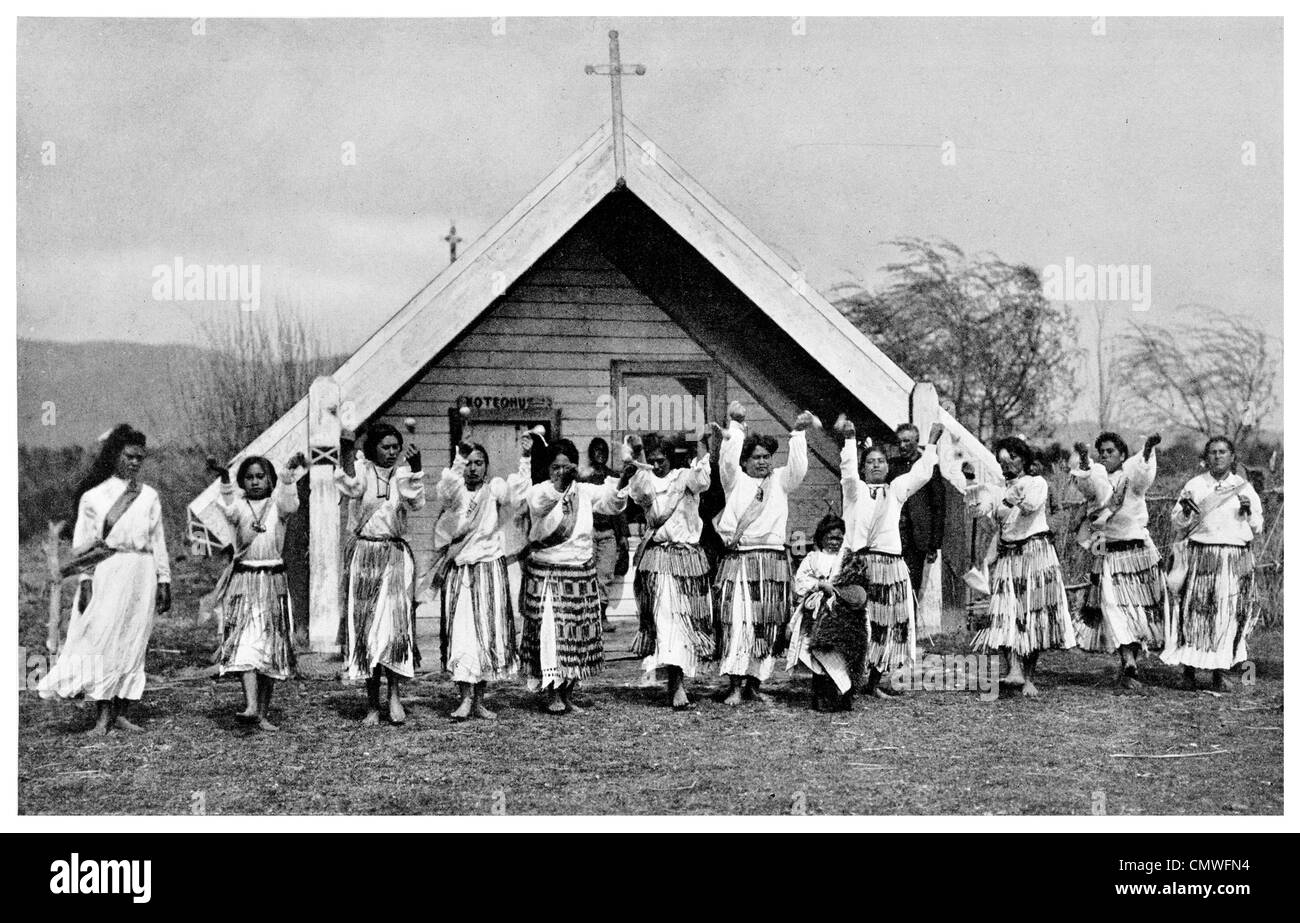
{"left": 17, "top": 542, "right": 1284, "bottom": 816}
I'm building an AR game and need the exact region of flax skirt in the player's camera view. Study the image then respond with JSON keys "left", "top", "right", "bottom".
{"left": 519, "top": 558, "right": 603, "bottom": 689}
{"left": 1162, "top": 542, "right": 1256, "bottom": 671}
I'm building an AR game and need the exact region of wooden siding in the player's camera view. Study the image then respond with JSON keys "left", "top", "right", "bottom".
{"left": 377, "top": 228, "right": 842, "bottom": 569}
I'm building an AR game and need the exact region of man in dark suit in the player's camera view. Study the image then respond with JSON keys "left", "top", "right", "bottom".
{"left": 888, "top": 423, "right": 946, "bottom": 595}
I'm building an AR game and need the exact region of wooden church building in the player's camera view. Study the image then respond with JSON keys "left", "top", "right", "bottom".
{"left": 187, "top": 110, "right": 998, "bottom": 655}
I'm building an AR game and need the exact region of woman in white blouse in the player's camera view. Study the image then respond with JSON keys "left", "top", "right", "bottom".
{"left": 626, "top": 433, "right": 715, "bottom": 710}
{"left": 827, "top": 418, "right": 943, "bottom": 704}
{"left": 1162, "top": 436, "right": 1264, "bottom": 690}
{"left": 39, "top": 425, "right": 172, "bottom": 734}
{"left": 519, "top": 438, "right": 632, "bottom": 715}
{"left": 966, "top": 436, "right": 1075, "bottom": 696}
{"left": 208, "top": 452, "right": 306, "bottom": 730}
{"left": 1070, "top": 432, "right": 1165, "bottom": 689}
{"left": 336, "top": 423, "right": 425, "bottom": 725}
{"left": 709, "top": 401, "right": 815, "bottom": 707}
{"left": 433, "top": 441, "right": 531, "bottom": 721}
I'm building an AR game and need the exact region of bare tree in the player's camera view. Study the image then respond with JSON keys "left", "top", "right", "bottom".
{"left": 1092, "top": 303, "right": 1124, "bottom": 430}
{"left": 169, "top": 300, "right": 338, "bottom": 461}
{"left": 1116, "top": 310, "right": 1277, "bottom": 446}
{"left": 833, "top": 237, "right": 1081, "bottom": 442}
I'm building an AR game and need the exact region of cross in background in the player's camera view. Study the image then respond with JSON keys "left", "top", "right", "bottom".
{"left": 585, "top": 30, "right": 646, "bottom": 183}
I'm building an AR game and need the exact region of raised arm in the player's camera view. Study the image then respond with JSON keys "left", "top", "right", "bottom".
{"left": 834, "top": 415, "right": 859, "bottom": 503}
{"left": 591, "top": 471, "right": 630, "bottom": 517}
{"left": 436, "top": 446, "right": 471, "bottom": 506}
{"left": 276, "top": 454, "right": 306, "bottom": 518}
{"left": 626, "top": 466, "right": 655, "bottom": 510}
{"left": 395, "top": 468, "right": 426, "bottom": 511}
{"left": 685, "top": 443, "right": 712, "bottom": 494}
{"left": 207, "top": 456, "right": 241, "bottom": 524}
{"left": 502, "top": 436, "right": 536, "bottom": 513}
{"left": 1010, "top": 477, "right": 1048, "bottom": 515}
{"left": 964, "top": 482, "right": 1001, "bottom": 523}
{"left": 778, "top": 410, "right": 816, "bottom": 492}
{"left": 892, "top": 444, "right": 940, "bottom": 504}
{"left": 526, "top": 480, "right": 563, "bottom": 518}
{"left": 717, "top": 418, "right": 745, "bottom": 494}
{"left": 334, "top": 456, "right": 366, "bottom": 499}
{"left": 1070, "top": 463, "right": 1111, "bottom": 509}
{"left": 1124, "top": 436, "right": 1159, "bottom": 494}
{"left": 217, "top": 480, "right": 243, "bottom": 524}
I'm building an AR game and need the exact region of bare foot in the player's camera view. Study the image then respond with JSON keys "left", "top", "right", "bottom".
{"left": 257, "top": 717, "right": 279, "bottom": 732}
{"left": 1002, "top": 669, "right": 1026, "bottom": 687}
{"left": 87, "top": 723, "right": 110, "bottom": 737}
{"left": 723, "top": 687, "right": 744, "bottom": 707}
{"left": 879, "top": 684, "right": 905, "bottom": 697}
{"left": 869, "top": 687, "right": 892, "bottom": 700}
{"left": 1020, "top": 681, "right": 1039, "bottom": 698}
{"left": 388, "top": 698, "right": 406, "bottom": 725}
{"left": 235, "top": 710, "right": 258, "bottom": 724}
{"left": 545, "top": 695, "right": 566, "bottom": 715}
{"left": 471, "top": 702, "right": 497, "bottom": 720}
{"left": 449, "top": 699, "right": 473, "bottom": 722}
{"left": 362, "top": 709, "right": 381, "bottom": 726}
{"left": 1118, "top": 674, "right": 1143, "bottom": 691}
{"left": 1211, "top": 671, "right": 1234, "bottom": 692}
{"left": 562, "top": 697, "right": 585, "bottom": 715}
{"left": 671, "top": 687, "right": 693, "bottom": 710}
{"left": 112, "top": 715, "right": 143, "bottom": 732}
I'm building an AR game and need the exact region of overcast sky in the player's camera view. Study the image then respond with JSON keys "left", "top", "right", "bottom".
{"left": 16, "top": 16, "right": 1282, "bottom": 417}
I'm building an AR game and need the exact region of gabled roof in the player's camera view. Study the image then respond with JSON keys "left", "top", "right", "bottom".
{"left": 188, "top": 119, "right": 998, "bottom": 547}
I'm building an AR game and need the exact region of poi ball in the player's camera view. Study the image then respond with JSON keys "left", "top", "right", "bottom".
{"left": 459, "top": 405, "right": 471, "bottom": 418}
{"left": 403, "top": 417, "right": 417, "bottom": 433}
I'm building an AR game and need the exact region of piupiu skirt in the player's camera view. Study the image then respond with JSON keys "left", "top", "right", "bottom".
{"left": 1073, "top": 538, "right": 1166, "bottom": 653}
{"left": 443, "top": 557, "right": 517, "bottom": 684}
{"left": 1162, "top": 542, "right": 1256, "bottom": 671}
{"left": 972, "top": 533, "right": 1076, "bottom": 655}
{"left": 217, "top": 562, "right": 296, "bottom": 680}
{"left": 714, "top": 548, "right": 791, "bottom": 677}
{"left": 345, "top": 537, "right": 418, "bottom": 680}
{"left": 631, "top": 542, "right": 714, "bottom": 675}
{"left": 519, "top": 558, "right": 603, "bottom": 688}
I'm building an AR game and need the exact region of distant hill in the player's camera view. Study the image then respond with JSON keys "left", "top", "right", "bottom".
{"left": 17, "top": 339, "right": 348, "bottom": 449}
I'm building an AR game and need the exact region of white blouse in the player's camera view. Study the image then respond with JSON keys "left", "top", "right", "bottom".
{"left": 793, "top": 548, "right": 842, "bottom": 598}
{"left": 74, "top": 477, "right": 171, "bottom": 582}
{"left": 217, "top": 467, "right": 301, "bottom": 564}
{"left": 335, "top": 458, "right": 426, "bottom": 539}
{"left": 966, "top": 474, "right": 1051, "bottom": 541}
{"left": 713, "top": 420, "right": 809, "bottom": 551}
{"left": 1171, "top": 472, "right": 1264, "bottom": 547}
{"left": 627, "top": 454, "right": 712, "bottom": 545}
{"left": 433, "top": 455, "right": 531, "bottom": 565}
{"left": 1070, "top": 450, "right": 1157, "bottom": 542}
{"left": 526, "top": 479, "right": 629, "bottom": 567}
{"left": 841, "top": 442, "right": 938, "bottom": 555}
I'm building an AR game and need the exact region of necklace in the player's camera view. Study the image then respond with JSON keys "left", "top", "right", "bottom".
{"left": 245, "top": 497, "right": 271, "bottom": 533}
{"left": 375, "top": 466, "right": 393, "bottom": 499}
